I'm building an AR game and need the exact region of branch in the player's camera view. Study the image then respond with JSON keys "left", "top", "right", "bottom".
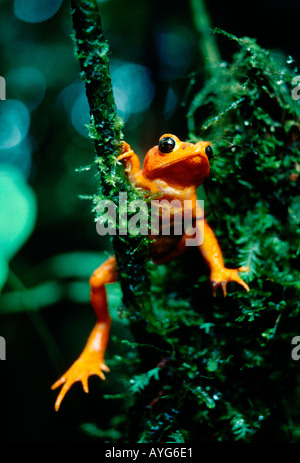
{"left": 70, "top": 0, "right": 151, "bottom": 315}
{"left": 71, "top": 0, "right": 124, "bottom": 196}
{"left": 189, "top": 0, "right": 220, "bottom": 77}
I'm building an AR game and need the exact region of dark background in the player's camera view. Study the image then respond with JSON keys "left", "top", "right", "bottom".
{"left": 0, "top": 0, "right": 299, "bottom": 443}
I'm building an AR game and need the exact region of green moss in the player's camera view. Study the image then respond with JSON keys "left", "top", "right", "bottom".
{"left": 71, "top": 0, "right": 151, "bottom": 315}
{"left": 72, "top": 4, "right": 300, "bottom": 442}
{"left": 122, "top": 31, "right": 299, "bottom": 443}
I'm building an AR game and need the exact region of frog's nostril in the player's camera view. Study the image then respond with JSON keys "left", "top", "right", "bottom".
{"left": 181, "top": 143, "right": 190, "bottom": 149}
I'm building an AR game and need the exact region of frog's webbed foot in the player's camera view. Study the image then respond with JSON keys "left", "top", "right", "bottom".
{"left": 210, "top": 266, "right": 250, "bottom": 297}
{"left": 117, "top": 142, "right": 135, "bottom": 171}
{"left": 51, "top": 257, "right": 115, "bottom": 411}
{"left": 51, "top": 359, "right": 109, "bottom": 412}
{"left": 52, "top": 317, "right": 111, "bottom": 411}
{"left": 51, "top": 353, "right": 109, "bottom": 411}
{"left": 117, "top": 141, "right": 141, "bottom": 176}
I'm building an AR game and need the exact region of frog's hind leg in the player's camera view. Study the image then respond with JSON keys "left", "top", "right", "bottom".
{"left": 152, "top": 235, "right": 188, "bottom": 265}
{"left": 51, "top": 256, "right": 116, "bottom": 411}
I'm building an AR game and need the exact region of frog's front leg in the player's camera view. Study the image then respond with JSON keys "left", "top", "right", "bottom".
{"left": 199, "top": 219, "right": 249, "bottom": 296}
{"left": 51, "top": 256, "right": 116, "bottom": 411}
{"left": 117, "top": 141, "right": 141, "bottom": 180}
{"left": 192, "top": 200, "right": 249, "bottom": 296}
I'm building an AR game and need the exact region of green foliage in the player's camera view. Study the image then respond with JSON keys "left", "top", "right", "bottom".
{"left": 94, "top": 31, "right": 300, "bottom": 443}
{"left": 0, "top": 0, "right": 298, "bottom": 444}
{"left": 166, "top": 430, "right": 187, "bottom": 443}
{"left": 71, "top": 0, "right": 151, "bottom": 320}
{"left": 80, "top": 422, "right": 122, "bottom": 441}
{"left": 179, "top": 31, "right": 299, "bottom": 442}
{"left": 129, "top": 367, "right": 160, "bottom": 395}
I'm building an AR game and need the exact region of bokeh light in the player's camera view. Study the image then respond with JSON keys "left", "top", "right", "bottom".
{"left": 6, "top": 67, "right": 46, "bottom": 111}
{"left": 14, "top": 0, "right": 63, "bottom": 23}
{"left": 0, "top": 164, "right": 37, "bottom": 289}
{"left": 58, "top": 62, "right": 156, "bottom": 136}
{"left": 57, "top": 81, "right": 90, "bottom": 137}
{"left": 0, "top": 165, "right": 36, "bottom": 258}
{"left": 0, "top": 139, "right": 33, "bottom": 178}
{"left": 0, "top": 100, "right": 30, "bottom": 150}
{"left": 111, "top": 61, "right": 155, "bottom": 124}
{"left": 71, "top": 90, "right": 90, "bottom": 138}
{"left": 157, "top": 29, "right": 194, "bottom": 81}
{"left": 164, "top": 87, "right": 178, "bottom": 119}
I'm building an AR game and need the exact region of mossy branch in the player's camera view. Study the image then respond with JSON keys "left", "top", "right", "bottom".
{"left": 71, "top": 0, "right": 123, "bottom": 195}
{"left": 70, "top": 0, "right": 151, "bottom": 315}
{"left": 189, "top": 0, "right": 220, "bottom": 77}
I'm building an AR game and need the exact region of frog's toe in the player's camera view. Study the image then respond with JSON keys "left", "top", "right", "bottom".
{"left": 235, "top": 275, "right": 250, "bottom": 292}
{"left": 225, "top": 269, "right": 250, "bottom": 294}
{"left": 210, "top": 267, "right": 250, "bottom": 297}
{"left": 51, "top": 356, "right": 108, "bottom": 411}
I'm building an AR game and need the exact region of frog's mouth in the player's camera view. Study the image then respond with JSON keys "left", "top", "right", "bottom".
{"left": 150, "top": 151, "right": 210, "bottom": 187}
{"left": 157, "top": 152, "right": 207, "bottom": 170}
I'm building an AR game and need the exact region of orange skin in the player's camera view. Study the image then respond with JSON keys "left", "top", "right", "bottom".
{"left": 52, "top": 134, "right": 249, "bottom": 411}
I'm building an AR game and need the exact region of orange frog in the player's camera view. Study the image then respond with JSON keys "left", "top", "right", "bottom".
{"left": 52, "top": 133, "right": 249, "bottom": 410}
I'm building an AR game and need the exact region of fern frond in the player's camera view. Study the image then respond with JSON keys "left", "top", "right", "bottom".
{"left": 238, "top": 242, "right": 261, "bottom": 282}
{"left": 129, "top": 367, "right": 160, "bottom": 395}
{"left": 167, "top": 430, "right": 186, "bottom": 443}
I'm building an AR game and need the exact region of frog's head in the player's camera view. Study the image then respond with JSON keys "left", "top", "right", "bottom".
{"left": 143, "top": 134, "right": 211, "bottom": 188}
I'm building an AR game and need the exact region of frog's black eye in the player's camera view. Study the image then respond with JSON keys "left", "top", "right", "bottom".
{"left": 205, "top": 145, "right": 213, "bottom": 159}
{"left": 158, "top": 136, "right": 176, "bottom": 154}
